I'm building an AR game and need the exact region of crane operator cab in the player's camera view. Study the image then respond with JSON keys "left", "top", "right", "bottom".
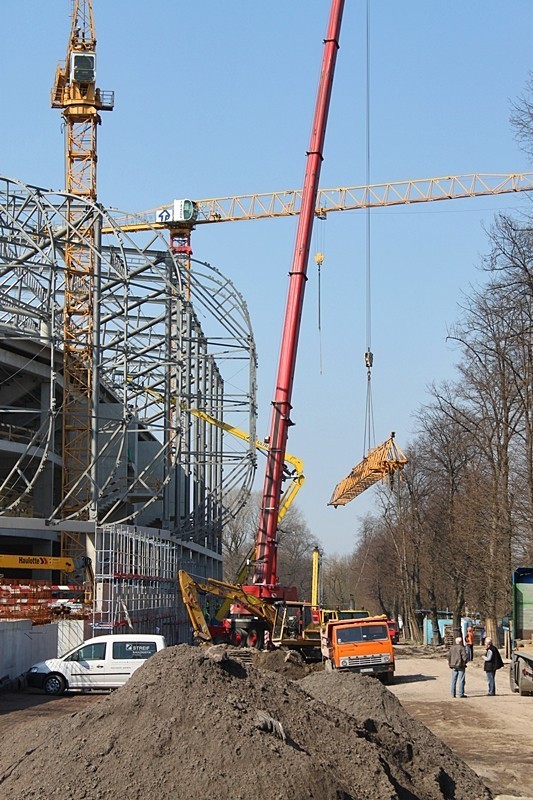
{"left": 70, "top": 52, "right": 96, "bottom": 84}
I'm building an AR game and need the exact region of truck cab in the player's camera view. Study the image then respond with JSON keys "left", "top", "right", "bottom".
{"left": 509, "top": 567, "right": 533, "bottom": 696}
{"left": 321, "top": 608, "right": 370, "bottom": 624}
{"left": 321, "top": 615, "right": 395, "bottom": 684}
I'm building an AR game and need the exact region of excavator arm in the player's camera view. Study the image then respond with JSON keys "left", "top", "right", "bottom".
{"left": 178, "top": 570, "right": 277, "bottom": 645}
{"left": 178, "top": 570, "right": 214, "bottom": 643}
{"left": 177, "top": 405, "right": 305, "bottom": 624}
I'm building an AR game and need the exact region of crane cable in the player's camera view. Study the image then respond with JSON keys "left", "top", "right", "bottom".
{"left": 362, "top": 0, "right": 375, "bottom": 457}
{"left": 314, "top": 218, "right": 326, "bottom": 375}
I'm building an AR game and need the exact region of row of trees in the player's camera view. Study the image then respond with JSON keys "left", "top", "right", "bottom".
{"left": 222, "top": 78, "right": 533, "bottom": 643}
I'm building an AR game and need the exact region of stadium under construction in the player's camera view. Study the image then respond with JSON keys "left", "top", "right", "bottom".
{"left": 0, "top": 175, "right": 257, "bottom": 643}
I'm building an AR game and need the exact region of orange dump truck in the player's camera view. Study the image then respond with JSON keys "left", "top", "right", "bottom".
{"left": 321, "top": 615, "right": 395, "bottom": 684}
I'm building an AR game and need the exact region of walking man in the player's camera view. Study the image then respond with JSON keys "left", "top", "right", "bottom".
{"left": 447, "top": 636, "right": 468, "bottom": 698}
{"left": 483, "top": 637, "right": 504, "bottom": 695}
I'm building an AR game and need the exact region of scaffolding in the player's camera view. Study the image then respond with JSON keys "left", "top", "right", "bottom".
{"left": 93, "top": 523, "right": 196, "bottom": 643}
{"left": 329, "top": 434, "right": 408, "bottom": 507}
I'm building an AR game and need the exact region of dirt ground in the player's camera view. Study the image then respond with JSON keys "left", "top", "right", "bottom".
{"left": 390, "top": 646, "right": 533, "bottom": 799}
{"left": 0, "top": 644, "right": 531, "bottom": 800}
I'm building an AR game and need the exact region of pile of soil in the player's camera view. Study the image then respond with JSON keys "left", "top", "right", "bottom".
{"left": 0, "top": 644, "right": 491, "bottom": 800}
{"left": 252, "top": 646, "right": 321, "bottom": 678}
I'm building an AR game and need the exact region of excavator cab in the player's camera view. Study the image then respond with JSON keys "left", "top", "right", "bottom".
{"left": 271, "top": 601, "right": 322, "bottom": 661}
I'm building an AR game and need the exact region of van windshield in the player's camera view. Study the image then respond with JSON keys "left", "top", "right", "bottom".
{"left": 335, "top": 624, "right": 388, "bottom": 644}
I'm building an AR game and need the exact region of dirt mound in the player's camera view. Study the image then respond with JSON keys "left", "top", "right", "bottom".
{"left": 0, "top": 644, "right": 491, "bottom": 800}
{"left": 252, "top": 646, "right": 321, "bottom": 678}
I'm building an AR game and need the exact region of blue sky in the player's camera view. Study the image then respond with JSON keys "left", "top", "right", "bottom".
{"left": 2, "top": 1, "right": 532, "bottom": 555}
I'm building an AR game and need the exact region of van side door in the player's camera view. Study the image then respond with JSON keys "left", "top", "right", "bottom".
{"left": 61, "top": 640, "right": 108, "bottom": 690}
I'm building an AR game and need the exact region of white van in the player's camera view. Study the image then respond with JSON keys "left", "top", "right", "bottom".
{"left": 26, "top": 633, "right": 166, "bottom": 695}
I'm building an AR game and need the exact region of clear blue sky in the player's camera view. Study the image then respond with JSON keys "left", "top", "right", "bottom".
{"left": 2, "top": 1, "right": 532, "bottom": 555}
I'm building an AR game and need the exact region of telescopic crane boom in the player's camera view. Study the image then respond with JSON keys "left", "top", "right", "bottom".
{"left": 241, "top": 0, "right": 345, "bottom": 600}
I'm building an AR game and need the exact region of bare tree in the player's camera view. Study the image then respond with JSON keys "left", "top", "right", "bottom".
{"left": 222, "top": 491, "right": 320, "bottom": 597}
{"left": 510, "top": 71, "right": 533, "bottom": 161}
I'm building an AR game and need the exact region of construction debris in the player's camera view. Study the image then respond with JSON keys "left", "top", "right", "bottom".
{"left": 0, "top": 644, "right": 490, "bottom": 800}
{"left": 329, "top": 433, "right": 408, "bottom": 506}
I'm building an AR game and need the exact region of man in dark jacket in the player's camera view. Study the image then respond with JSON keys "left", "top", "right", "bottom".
{"left": 483, "top": 637, "right": 504, "bottom": 695}
{"left": 447, "top": 636, "right": 468, "bottom": 698}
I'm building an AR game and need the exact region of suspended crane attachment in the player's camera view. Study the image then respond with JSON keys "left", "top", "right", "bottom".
{"left": 328, "top": 434, "right": 408, "bottom": 507}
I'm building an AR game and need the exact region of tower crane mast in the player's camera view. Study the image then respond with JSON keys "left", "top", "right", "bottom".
{"left": 52, "top": 2, "right": 113, "bottom": 550}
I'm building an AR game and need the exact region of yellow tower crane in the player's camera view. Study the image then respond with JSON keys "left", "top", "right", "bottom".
{"left": 107, "top": 172, "right": 533, "bottom": 237}
{"left": 52, "top": 1, "right": 114, "bottom": 557}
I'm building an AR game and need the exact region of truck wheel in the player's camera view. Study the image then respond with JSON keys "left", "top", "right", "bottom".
{"left": 518, "top": 669, "right": 532, "bottom": 697}
{"left": 382, "top": 672, "right": 394, "bottom": 685}
{"left": 43, "top": 673, "right": 66, "bottom": 696}
{"left": 509, "top": 664, "right": 519, "bottom": 693}
{"left": 230, "top": 630, "right": 244, "bottom": 647}
{"left": 245, "top": 628, "right": 263, "bottom": 649}
{"left": 324, "top": 659, "right": 333, "bottom": 672}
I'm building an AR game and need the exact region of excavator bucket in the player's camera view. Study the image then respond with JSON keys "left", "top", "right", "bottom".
{"left": 328, "top": 434, "right": 408, "bottom": 507}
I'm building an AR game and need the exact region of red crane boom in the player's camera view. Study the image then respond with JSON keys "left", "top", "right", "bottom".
{"left": 245, "top": 0, "right": 345, "bottom": 599}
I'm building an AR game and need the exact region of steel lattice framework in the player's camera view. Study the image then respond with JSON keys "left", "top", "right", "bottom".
{"left": 0, "top": 176, "right": 257, "bottom": 544}
{"left": 51, "top": 1, "right": 115, "bottom": 520}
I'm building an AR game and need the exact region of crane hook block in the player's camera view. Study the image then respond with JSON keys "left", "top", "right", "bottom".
{"left": 328, "top": 435, "right": 408, "bottom": 506}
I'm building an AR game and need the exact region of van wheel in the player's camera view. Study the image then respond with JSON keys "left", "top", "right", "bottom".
{"left": 43, "top": 673, "right": 66, "bottom": 696}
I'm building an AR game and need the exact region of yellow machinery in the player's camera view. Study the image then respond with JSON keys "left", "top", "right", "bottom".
{"left": 184, "top": 405, "right": 305, "bottom": 527}
{"left": 180, "top": 404, "right": 305, "bottom": 624}
{"left": 178, "top": 570, "right": 321, "bottom": 658}
{"left": 0, "top": 555, "right": 75, "bottom": 572}
{"left": 311, "top": 546, "right": 321, "bottom": 609}
{"left": 178, "top": 569, "right": 276, "bottom": 646}
{"left": 52, "top": 2, "right": 114, "bottom": 561}
{"left": 328, "top": 433, "right": 408, "bottom": 506}
{"left": 0, "top": 555, "right": 94, "bottom": 609}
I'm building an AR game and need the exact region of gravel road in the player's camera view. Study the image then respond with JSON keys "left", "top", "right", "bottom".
{"left": 390, "top": 647, "right": 533, "bottom": 799}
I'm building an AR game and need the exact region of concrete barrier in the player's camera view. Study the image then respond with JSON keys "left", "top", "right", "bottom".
{"left": 0, "top": 618, "right": 85, "bottom": 688}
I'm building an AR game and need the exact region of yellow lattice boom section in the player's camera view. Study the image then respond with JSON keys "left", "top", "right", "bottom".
{"left": 329, "top": 434, "right": 408, "bottom": 507}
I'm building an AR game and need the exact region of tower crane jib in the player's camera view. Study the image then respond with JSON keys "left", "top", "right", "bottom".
{"left": 108, "top": 172, "right": 533, "bottom": 236}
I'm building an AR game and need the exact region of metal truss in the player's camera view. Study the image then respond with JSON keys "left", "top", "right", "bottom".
{"left": 0, "top": 176, "right": 257, "bottom": 540}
